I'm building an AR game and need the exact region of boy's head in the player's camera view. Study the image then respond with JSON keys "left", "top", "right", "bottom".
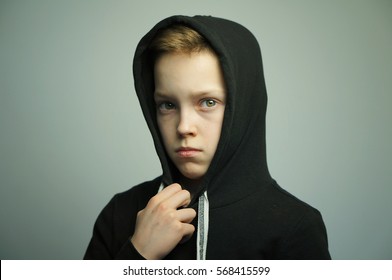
{"left": 150, "top": 25, "right": 226, "bottom": 185}
{"left": 134, "top": 16, "right": 271, "bottom": 204}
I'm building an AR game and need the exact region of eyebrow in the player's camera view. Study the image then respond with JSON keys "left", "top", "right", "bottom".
{"left": 154, "top": 89, "right": 226, "bottom": 99}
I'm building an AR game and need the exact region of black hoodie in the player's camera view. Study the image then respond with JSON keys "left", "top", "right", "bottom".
{"left": 84, "top": 15, "right": 331, "bottom": 260}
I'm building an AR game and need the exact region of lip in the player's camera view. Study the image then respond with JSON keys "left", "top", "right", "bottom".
{"left": 176, "top": 147, "right": 202, "bottom": 158}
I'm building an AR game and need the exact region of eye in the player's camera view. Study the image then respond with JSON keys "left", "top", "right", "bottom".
{"left": 157, "top": 102, "right": 176, "bottom": 112}
{"left": 201, "top": 99, "right": 217, "bottom": 108}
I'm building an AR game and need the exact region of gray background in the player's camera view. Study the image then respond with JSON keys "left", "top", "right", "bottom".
{"left": 1, "top": 0, "right": 391, "bottom": 259}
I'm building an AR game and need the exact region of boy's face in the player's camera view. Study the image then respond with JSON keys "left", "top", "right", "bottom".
{"left": 154, "top": 51, "right": 226, "bottom": 182}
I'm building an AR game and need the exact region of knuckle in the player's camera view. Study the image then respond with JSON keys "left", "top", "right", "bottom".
{"left": 136, "top": 209, "right": 144, "bottom": 218}
{"left": 148, "top": 196, "right": 159, "bottom": 207}
{"left": 167, "top": 211, "right": 176, "bottom": 219}
{"left": 157, "top": 201, "right": 168, "bottom": 212}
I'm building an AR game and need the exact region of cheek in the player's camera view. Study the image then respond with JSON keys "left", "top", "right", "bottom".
{"left": 209, "top": 109, "right": 225, "bottom": 132}
{"left": 205, "top": 117, "right": 224, "bottom": 146}
{"left": 157, "top": 117, "right": 175, "bottom": 143}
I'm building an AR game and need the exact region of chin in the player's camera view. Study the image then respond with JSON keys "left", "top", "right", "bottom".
{"left": 181, "top": 172, "right": 202, "bottom": 180}
{"left": 179, "top": 167, "right": 206, "bottom": 181}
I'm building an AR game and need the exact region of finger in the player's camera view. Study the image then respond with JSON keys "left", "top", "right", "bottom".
{"left": 176, "top": 208, "right": 197, "bottom": 223}
{"left": 158, "top": 183, "right": 182, "bottom": 198}
{"left": 179, "top": 230, "right": 194, "bottom": 244}
{"left": 181, "top": 223, "right": 195, "bottom": 239}
{"left": 147, "top": 183, "right": 182, "bottom": 207}
{"left": 164, "top": 189, "right": 192, "bottom": 209}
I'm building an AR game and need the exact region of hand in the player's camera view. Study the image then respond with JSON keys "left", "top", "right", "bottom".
{"left": 130, "top": 183, "right": 197, "bottom": 259}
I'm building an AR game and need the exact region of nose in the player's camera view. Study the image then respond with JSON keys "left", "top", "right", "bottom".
{"left": 177, "top": 109, "right": 197, "bottom": 137}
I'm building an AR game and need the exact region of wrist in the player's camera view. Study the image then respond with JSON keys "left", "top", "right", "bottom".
{"left": 130, "top": 236, "right": 158, "bottom": 260}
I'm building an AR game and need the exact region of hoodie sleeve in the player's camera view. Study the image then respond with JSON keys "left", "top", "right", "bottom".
{"left": 83, "top": 195, "right": 145, "bottom": 260}
{"left": 84, "top": 178, "right": 162, "bottom": 260}
{"left": 277, "top": 209, "right": 331, "bottom": 260}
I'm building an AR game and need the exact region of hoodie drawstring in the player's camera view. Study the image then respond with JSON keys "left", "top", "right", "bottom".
{"left": 197, "top": 191, "right": 209, "bottom": 260}
{"left": 158, "top": 183, "right": 209, "bottom": 260}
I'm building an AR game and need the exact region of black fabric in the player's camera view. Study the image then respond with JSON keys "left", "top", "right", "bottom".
{"left": 84, "top": 15, "right": 331, "bottom": 260}
{"left": 84, "top": 177, "right": 160, "bottom": 260}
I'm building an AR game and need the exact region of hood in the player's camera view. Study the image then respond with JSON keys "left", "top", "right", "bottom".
{"left": 133, "top": 15, "right": 273, "bottom": 209}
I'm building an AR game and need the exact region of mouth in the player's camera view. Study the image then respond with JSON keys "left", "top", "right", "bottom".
{"left": 175, "top": 147, "right": 202, "bottom": 158}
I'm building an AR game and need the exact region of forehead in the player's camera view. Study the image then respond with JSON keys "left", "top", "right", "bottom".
{"left": 153, "top": 51, "right": 225, "bottom": 96}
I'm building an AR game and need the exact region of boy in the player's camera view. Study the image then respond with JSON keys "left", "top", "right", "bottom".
{"left": 84, "top": 15, "right": 330, "bottom": 260}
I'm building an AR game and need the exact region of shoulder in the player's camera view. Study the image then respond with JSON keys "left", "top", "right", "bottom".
{"left": 93, "top": 176, "right": 162, "bottom": 235}
{"left": 263, "top": 182, "right": 330, "bottom": 259}
{"left": 94, "top": 176, "right": 162, "bottom": 219}
{"left": 263, "top": 181, "right": 323, "bottom": 220}
{"left": 250, "top": 181, "right": 328, "bottom": 242}
{"left": 84, "top": 176, "right": 162, "bottom": 259}
{"left": 109, "top": 176, "right": 162, "bottom": 211}
{"left": 114, "top": 176, "right": 162, "bottom": 201}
